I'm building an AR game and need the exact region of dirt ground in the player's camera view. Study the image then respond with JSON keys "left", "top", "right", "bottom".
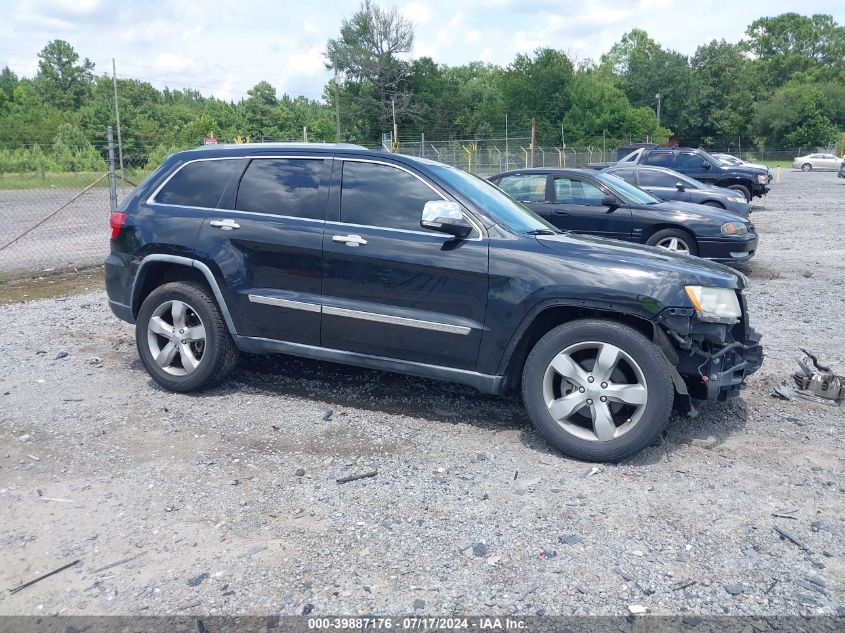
{"left": 0, "top": 169, "right": 843, "bottom": 617}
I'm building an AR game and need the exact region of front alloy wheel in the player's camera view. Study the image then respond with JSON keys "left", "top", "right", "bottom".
{"left": 655, "top": 236, "right": 691, "bottom": 254}
{"left": 522, "top": 319, "right": 674, "bottom": 462}
{"left": 542, "top": 341, "right": 648, "bottom": 442}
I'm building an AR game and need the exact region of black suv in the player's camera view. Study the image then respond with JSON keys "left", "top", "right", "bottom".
{"left": 106, "top": 144, "right": 763, "bottom": 462}
{"left": 616, "top": 147, "right": 770, "bottom": 201}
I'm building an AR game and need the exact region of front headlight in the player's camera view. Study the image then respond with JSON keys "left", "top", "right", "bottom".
{"left": 727, "top": 196, "right": 746, "bottom": 204}
{"left": 721, "top": 222, "right": 748, "bottom": 236}
{"left": 685, "top": 286, "right": 742, "bottom": 324}
{"left": 756, "top": 174, "right": 767, "bottom": 184}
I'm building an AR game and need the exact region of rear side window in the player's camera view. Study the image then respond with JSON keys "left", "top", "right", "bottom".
{"left": 643, "top": 151, "right": 674, "bottom": 167}
{"left": 154, "top": 159, "right": 241, "bottom": 208}
{"left": 497, "top": 174, "right": 547, "bottom": 202}
{"left": 676, "top": 152, "right": 706, "bottom": 169}
{"left": 607, "top": 168, "right": 635, "bottom": 183}
{"left": 235, "top": 158, "right": 324, "bottom": 219}
{"left": 553, "top": 177, "right": 605, "bottom": 206}
{"left": 637, "top": 169, "right": 676, "bottom": 187}
{"left": 340, "top": 161, "right": 442, "bottom": 231}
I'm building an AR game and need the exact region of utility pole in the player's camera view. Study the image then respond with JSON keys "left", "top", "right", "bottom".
{"left": 107, "top": 126, "right": 117, "bottom": 213}
{"left": 111, "top": 58, "right": 124, "bottom": 178}
{"left": 505, "top": 113, "right": 509, "bottom": 171}
{"left": 655, "top": 93, "right": 662, "bottom": 128}
{"left": 334, "top": 70, "right": 341, "bottom": 142}
{"left": 391, "top": 99, "right": 398, "bottom": 152}
{"left": 530, "top": 118, "right": 536, "bottom": 168}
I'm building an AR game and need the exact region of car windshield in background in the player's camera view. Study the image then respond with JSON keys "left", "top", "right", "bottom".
{"left": 697, "top": 149, "right": 724, "bottom": 166}
{"left": 430, "top": 165, "right": 558, "bottom": 234}
{"left": 596, "top": 172, "right": 661, "bottom": 205}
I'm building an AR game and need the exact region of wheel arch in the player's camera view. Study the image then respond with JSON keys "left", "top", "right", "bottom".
{"left": 640, "top": 223, "right": 697, "bottom": 244}
{"left": 131, "top": 255, "right": 238, "bottom": 336}
{"left": 497, "top": 301, "right": 659, "bottom": 392}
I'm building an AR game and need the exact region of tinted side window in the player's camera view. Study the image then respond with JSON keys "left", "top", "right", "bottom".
{"left": 340, "top": 161, "right": 441, "bottom": 231}
{"left": 155, "top": 159, "right": 241, "bottom": 208}
{"left": 554, "top": 177, "right": 605, "bottom": 206}
{"left": 643, "top": 151, "right": 674, "bottom": 167}
{"left": 235, "top": 158, "right": 324, "bottom": 219}
{"left": 607, "top": 168, "right": 635, "bottom": 183}
{"left": 676, "top": 152, "right": 706, "bottom": 169}
{"left": 637, "top": 169, "right": 676, "bottom": 187}
{"left": 497, "top": 174, "right": 547, "bottom": 201}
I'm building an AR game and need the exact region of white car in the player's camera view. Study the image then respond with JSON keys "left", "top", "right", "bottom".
{"left": 792, "top": 153, "right": 844, "bottom": 172}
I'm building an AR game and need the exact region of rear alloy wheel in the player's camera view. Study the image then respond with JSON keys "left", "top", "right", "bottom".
{"left": 136, "top": 281, "right": 239, "bottom": 392}
{"left": 646, "top": 228, "right": 698, "bottom": 256}
{"left": 522, "top": 319, "right": 674, "bottom": 462}
{"left": 801, "top": 163, "right": 812, "bottom": 172}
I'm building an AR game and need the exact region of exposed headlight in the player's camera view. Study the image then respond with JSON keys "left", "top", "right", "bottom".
{"left": 727, "top": 196, "right": 747, "bottom": 204}
{"left": 756, "top": 174, "right": 767, "bottom": 184}
{"left": 685, "top": 286, "right": 742, "bottom": 324}
{"left": 721, "top": 222, "right": 748, "bottom": 236}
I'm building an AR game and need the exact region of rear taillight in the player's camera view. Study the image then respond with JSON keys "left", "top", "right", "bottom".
{"left": 109, "top": 211, "right": 126, "bottom": 239}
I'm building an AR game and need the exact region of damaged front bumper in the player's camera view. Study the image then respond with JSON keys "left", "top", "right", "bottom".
{"left": 655, "top": 301, "right": 763, "bottom": 402}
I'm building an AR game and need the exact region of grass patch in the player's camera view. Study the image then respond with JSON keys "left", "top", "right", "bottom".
{"left": 0, "top": 266, "right": 104, "bottom": 306}
{"left": 0, "top": 170, "right": 151, "bottom": 190}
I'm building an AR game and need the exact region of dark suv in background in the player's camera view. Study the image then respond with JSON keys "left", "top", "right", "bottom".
{"left": 106, "top": 144, "right": 762, "bottom": 462}
{"left": 593, "top": 147, "right": 770, "bottom": 201}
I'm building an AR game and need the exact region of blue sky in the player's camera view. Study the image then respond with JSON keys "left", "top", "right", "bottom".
{"left": 0, "top": 0, "right": 842, "bottom": 102}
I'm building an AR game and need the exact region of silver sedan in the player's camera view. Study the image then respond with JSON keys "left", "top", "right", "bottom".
{"left": 793, "top": 153, "right": 844, "bottom": 172}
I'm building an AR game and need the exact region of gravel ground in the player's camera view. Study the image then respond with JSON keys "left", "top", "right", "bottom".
{"left": 0, "top": 169, "right": 843, "bottom": 617}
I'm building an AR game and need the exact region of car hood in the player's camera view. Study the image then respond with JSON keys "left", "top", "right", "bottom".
{"left": 652, "top": 200, "right": 749, "bottom": 225}
{"left": 535, "top": 232, "right": 747, "bottom": 290}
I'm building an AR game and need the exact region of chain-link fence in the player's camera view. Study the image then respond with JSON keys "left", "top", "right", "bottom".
{"left": 386, "top": 133, "right": 837, "bottom": 175}
{"left": 0, "top": 131, "right": 143, "bottom": 280}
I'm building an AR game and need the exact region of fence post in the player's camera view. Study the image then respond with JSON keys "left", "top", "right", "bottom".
{"left": 107, "top": 126, "right": 118, "bottom": 213}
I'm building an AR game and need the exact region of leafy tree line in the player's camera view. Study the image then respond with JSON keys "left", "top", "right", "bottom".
{"left": 0, "top": 7, "right": 842, "bottom": 174}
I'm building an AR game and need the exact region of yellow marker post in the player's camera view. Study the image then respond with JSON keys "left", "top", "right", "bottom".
{"left": 775, "top": 166, "right": 780, "bottom": 183}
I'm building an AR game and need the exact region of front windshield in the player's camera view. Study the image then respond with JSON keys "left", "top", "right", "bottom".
{"left": 429, "top": 165, "right": 558, "bottom": 234}
{"left": 594, "top": 172, "right": 662, "bottom": 205}
{"left": 697, "top": 149, "right": 724, "bottom": 167}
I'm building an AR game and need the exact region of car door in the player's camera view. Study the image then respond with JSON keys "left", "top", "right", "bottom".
{"left": 674, "top": 151, "right": 715, "bottom": 183}
{"left": 193, "top": 156, "right": 329, "bottom": 344}
{"left": 548, "top": 174, "right": 632, "bottom": 239}
{"left": 492, "top": 173, "right": 551, "bottom": 220}
{"left": 321, "top": 158, "right": 488, "bottom": 370}
{"left": 636, "top": 168, "right": 692, "bottom": 202}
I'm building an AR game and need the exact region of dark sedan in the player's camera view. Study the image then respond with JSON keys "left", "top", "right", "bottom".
{"left": 840, "top": 161, "right": 845, "bottom": 179}
{"left": 604, "top": 165, "right": 750, "bottom": 218}
{"left": 489, "top": 168, "right": 758, "bottom": 263}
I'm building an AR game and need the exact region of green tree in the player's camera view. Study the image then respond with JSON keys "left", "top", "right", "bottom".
{"left": 326, "top": 0, "right": 415, "bottom": 129}
{"left": 34, "top": 40, "right": 95, "bottom": 108}
{"left": 0, "top": 66, "right": 18, "bottom": 109}
{"left": 744, "top": 13, "right": 845, "bottom": 86}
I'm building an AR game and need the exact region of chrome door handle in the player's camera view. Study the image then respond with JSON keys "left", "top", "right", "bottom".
{"left": 209, "top": 219, "right": 240, "bottom": 230}
{"left": 332, "top": 234, "right": 368, "bottom": 247}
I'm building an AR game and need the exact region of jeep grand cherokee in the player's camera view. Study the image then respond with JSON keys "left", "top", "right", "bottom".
{"left": 105, "top": 143, "right": 763, "bottom": 462}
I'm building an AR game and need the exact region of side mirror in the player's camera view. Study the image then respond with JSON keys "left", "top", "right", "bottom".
{"left": 675, "top": 182, "right": 685, "bottom": 191}
{"left": 601, "top": 195, "right": 619, "bottom": 210}
{"left": 420, "top": 201, "right": 473, "bottom": 239}
{"left": 702, "top": 161, "right": 712, "bottom": 169}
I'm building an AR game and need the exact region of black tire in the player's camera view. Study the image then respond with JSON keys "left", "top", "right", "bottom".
{"left": 726, "top": 184, "right": 751, "bottom": 201}
{"left": 801, "top": 163, "right": 812, "bottom": 172}
{"left": 645, "top": 228, "right": 699, "bottom": 256}
{"left": 135, "top": 281, "right": 239, "bottom": 392}
{"left": 521, "top": 319, "right": 674, "bottom": 462}
{"left": 702, "top": 200, "right": 725, "bottom": 209}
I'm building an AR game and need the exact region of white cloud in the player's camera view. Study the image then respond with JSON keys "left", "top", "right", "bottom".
{"left": 403, "top": 1, "right": 433, "bottom": 26}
